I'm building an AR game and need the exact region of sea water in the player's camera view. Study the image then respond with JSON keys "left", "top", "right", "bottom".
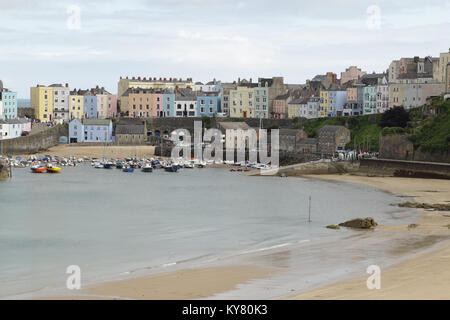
{"left": 0, "top": 166, "right": 418, "bottom": 299}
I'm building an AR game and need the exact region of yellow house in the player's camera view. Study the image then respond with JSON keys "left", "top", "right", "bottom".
{"left": 229, "top": 86, "right": 255, "bottom": 118}
{"left": 30, "top": 85, "right": 54, "bottom": 121}
{"left": 439, "top": 49, "right": 450, "bottom": 84}
{"left": 319, "top": 90, "right": 329, "bottom": 117}
{"left": 96, "top": 94, "right": 108, "bottom": 119}
{"left": 69, "top": 90, "right": 85, "bottom": 120}
{"left": 388, "top": 83, "right": 403, "bottom": 109}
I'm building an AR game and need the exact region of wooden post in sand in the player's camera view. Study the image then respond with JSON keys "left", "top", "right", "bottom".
{"left": 308, "top": 196, "right": 311, "bottom": 222}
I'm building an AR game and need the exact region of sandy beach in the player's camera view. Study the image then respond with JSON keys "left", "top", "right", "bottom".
{"left": 287, "top": 175, "right": 450, "bottom": 300}
{"left": 17, "top": 144, "right": 156, "bottom": 160}
{"left": 39, "top": 174, "right": 450, "bottom": 300}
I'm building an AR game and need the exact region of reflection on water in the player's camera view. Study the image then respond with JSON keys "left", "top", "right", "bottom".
{"left": 0, "top": 165, "right": 418, "bottom": 299}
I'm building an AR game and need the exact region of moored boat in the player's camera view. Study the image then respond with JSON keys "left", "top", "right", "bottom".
{"left": 116, "top": 160, "right": 124, "bottom": 169}
{"left": 46, "top": 165, "right": 61, "bottom": 173}
{"left": 164, "top": 165, "right": 178, "bottom": 172}
{"left": 31, "top": 165, "right": 46, "bottom": 173}
{"left": 141, "top": 163, "right": 153, "bottom": 172}
{"left": 104, "top": 162, "right": 115, "bottom": 169}
{"left": 123, "top": 167, "right": 134, "bottom": 173}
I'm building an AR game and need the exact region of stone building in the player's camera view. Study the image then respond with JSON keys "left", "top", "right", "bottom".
{"left": 340, "top": 66, "right": 366, "bottom": 85}
{"left": 317, "top": 125, "right": 350, "bottom": 154}
{"left": 115, "top": 123, "right": 147, "bottom": 145}
{"left": 278, "top": 129, "right": 307, "bottom": 152}
{"left": 297, "top": 138, "right": 318, "bottom": 153}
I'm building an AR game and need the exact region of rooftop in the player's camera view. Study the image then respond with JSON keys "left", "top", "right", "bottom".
{"left": 116, "top": 124, "right": 146, "bottom": 135}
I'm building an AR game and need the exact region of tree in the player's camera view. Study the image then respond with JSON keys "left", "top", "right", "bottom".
{"left": 379, "top": 106, "right": 409, "bottom": 128}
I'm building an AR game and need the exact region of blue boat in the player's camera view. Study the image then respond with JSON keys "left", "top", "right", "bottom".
{"left": 123, "top": 167, "right": 134, "bottom": 173}
{"left": 164, "top": 165, "right": 178, "bottom": 172}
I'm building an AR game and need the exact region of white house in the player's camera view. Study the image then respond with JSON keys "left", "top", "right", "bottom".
{"left": 69, "top": 118, "right": 113, "bottom": 143}
{"left": 50, "top": 83, "right": 70, "bottom": 122}
{"left": 0, "top": 119, "right": 22, "bottom": 140}
{"left": 0, "top": 120, "right": 8, "bottom": 140}
{"left": 174, "top": 96, "right": 197, "bottom": 117}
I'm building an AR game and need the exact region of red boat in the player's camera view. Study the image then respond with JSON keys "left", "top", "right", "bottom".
{"left": 31, "top": 165, "right": 46, "bottom": 173}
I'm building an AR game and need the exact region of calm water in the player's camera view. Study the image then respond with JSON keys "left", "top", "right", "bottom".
{"left": 0, "top": 166, "right": 418, "bottom": 299}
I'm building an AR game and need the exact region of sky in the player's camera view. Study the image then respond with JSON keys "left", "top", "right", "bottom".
{"left": 0, "top": 0, "right": 449, "bottom": 98}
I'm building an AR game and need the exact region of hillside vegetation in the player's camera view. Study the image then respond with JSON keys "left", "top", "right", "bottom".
{"left": 293, "top": 97, "right": 450, "bottom": 153}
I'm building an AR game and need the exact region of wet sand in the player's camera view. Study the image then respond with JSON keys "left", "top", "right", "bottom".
{"left": 43, "top": 265, "right": 279, "bottom": 300}
{"left": 287, "top": 175, "right": 450, "bottom": 300}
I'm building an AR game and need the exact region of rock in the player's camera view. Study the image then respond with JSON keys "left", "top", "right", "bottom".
{"left": 339, "top": 217, "right": 377, "bottom": 229}
{"left": 408, "top": 223, "right": 418, "bottom": 229}
{"left": 398, "top": 202, "right": 450, "bottom": 211}
{"left": 0, "top": 159, "right": 8, "bottom": 181}
{"left": 326, "top": 225, "right": 340, "bottom": 230}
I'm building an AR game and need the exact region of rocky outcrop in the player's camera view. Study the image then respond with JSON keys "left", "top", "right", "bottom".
{"left": 398, "top": 202, "right": 450, "bottom": 211}
{"left": 339, "top": 217, "right": 378, "bottom": 229}
{"left": 0, "top": 159, "right": 8, "bottom": 181}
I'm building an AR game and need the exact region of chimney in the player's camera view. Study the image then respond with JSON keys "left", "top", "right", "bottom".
{"left": 164, "top": 78, "right": 167, "bottom": 81}
{"left": 65, "top": 83, "right": 69, "bottom": 88}
{"left": 132, "top": 77, "right": 135, "bottom": 80}
{"left": 120, "top": 76, "right": 122, "bottom": 79}
{"left": 126, "top": 76, "right": 128, "bottom": 79}
{"left": 138, "top": 76, "right": 141, "bottom": 80}
{"left": 159, "top": 77, "right": 162, "bottom": 81}
{"left": 238, "top": 77, "right": 240, "bottom": 84}
{"left": 249, "top": 78, "right": 252, "bottom": 83}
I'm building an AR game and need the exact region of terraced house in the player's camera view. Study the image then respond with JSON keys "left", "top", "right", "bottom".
{"left": 327, "top": 88, "right": 347, "bottom": 117}
{"left": 0, "top": 81, "right": 17, "bottom": 120}
{"left": 31, "top": 84, "right": 53, "bottom": 121}
{"left": 229, "top": 83, "right": 254, "bottom": 118}
{"left": 319, "top": 89, "right": 329, "bottom": 117}
{"left": 117, "top": 76, "right": 194, "bottom": 108}
{"left": 50, "top": 83, "right": 69, "bottom": 122}
{"left": 69, "top": 89, "right": 86, "bottom": 120}
{"left": 197, "top": 92, "right": 221, "bottom": 117}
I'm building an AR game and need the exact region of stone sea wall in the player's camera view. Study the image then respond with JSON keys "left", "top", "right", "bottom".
{"left": 0, "top": 125, "right": 67, "bottom": 155}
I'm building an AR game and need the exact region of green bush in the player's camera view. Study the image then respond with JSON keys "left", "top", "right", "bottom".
{"left": 381, "top": 127, "right": 405, "bottom": 135}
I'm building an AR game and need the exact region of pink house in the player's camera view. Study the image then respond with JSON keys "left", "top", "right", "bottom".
{"left": 271, "top": 93, "right": 290, "bottom": 119}
{"left": 106, "top": 94, "right": 117, "bottom": 118}
{"left": 153, "top": 93, "right": 164, "bottom": 117}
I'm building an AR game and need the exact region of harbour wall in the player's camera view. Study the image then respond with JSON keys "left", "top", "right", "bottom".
{"left": 359, "top": 158, "right": 450, "bottom": 179}
{"left": 0, "top": 125, "right": 67, "bottom": 155}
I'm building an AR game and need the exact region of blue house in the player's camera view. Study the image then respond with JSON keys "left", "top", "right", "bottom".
{"left": 1, "top": 88, "right": 18, "bottom": 120}
{"left": 163, "top": 91, "right": 175, "bottom": 117}
{"left": 68, "top": 118, "right": 113, "bottom": 143}
{"left": 84, "top": 92, "right": 98, "bottom": 119}
{"left": 327, "top": 90, "right": 347, "bottom": 117}
{"left": 196, "top": 92, "right": 221, "bottom": 117}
